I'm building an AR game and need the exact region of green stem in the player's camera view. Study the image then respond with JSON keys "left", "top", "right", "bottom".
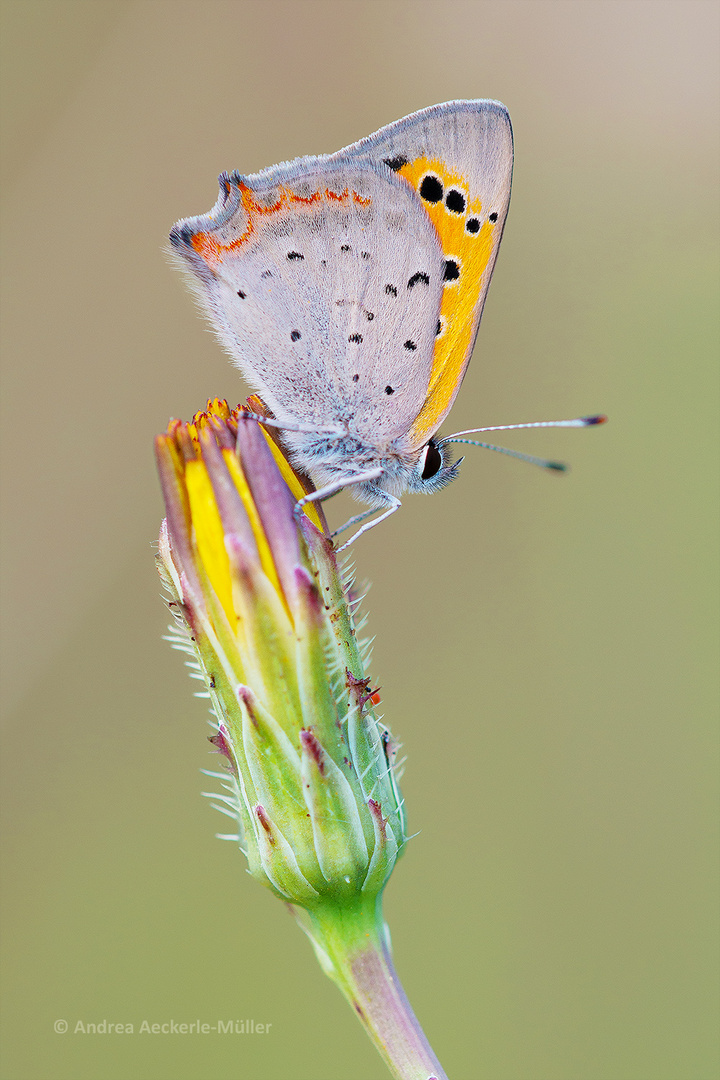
{"left": 303, "top": 894, "right": 448, "bottom": 1080}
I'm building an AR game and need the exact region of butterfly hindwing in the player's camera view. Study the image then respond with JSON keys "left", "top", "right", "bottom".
{"left": 170, "top": 159, "right": 445, "bottom": 443}
{"left": 336, "top": 100, "right": 514, "bottom": 448}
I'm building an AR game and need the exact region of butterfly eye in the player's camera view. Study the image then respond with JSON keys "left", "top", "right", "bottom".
{"left": 419, "top": 441, "right": 443, "bottom": 480}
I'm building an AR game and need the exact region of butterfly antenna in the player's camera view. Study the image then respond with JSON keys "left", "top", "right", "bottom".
{"left": 438, "top": 415, "right": 607, "bottom": 473}
{"left": 439, "top": 415, "right": 607, "bottom": 441}
{"left": 444, "top": 440, "right": 568, "bottom": 471}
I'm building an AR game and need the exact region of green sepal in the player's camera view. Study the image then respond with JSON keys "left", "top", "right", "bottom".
{"left": 293, "top": 566, "right": 345, "bottom": 755}
{"left": 361, "top": 798, "right": 400, "bottom": 896}
{"left": 300, "top": 728, "right": 369, "bottom": 895}
{"left": 238, "top": 685, "right": 324, "bottom": 891}
{"left": 226, "top": 541, "right": 302, "bottom": 731}
{"left": 251, "top": 804, "right": 320, "bottom": 903}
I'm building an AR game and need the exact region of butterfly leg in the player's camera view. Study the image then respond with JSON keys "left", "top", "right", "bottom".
{"left": 331, "top": 507, "right": 377, "bottom": 538}
{"left": 293, "top": 467, "right": 384, "bottom": 522}
{"left": 238, "top": 412, "right": 346, "bottom": 438}
{"left": 336, "top": 496, "right": 401, "bottom": 551}
{"left": 293, "top": 469, "right": 401, "bottom": 548}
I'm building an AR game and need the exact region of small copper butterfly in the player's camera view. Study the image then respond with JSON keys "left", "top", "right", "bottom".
{"left": 170, "top": 100, "right": 604, "bottom": 545}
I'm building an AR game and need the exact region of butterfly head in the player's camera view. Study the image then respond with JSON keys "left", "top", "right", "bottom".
{"left": 280, "top": 423, "right": 462, "bottom": 506}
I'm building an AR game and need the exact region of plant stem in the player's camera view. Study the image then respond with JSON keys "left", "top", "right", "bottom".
{"left": 304, "top": 894, "right": 448, "bottom": 1080}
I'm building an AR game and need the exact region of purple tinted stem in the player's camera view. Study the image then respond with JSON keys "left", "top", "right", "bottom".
{"left": 305, "top": 896, "right": 448, "bottom": 1080}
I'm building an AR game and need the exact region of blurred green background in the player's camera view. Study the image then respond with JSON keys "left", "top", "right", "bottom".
{"left": 1, "top": 2, "right": 717, "bottom": 1078}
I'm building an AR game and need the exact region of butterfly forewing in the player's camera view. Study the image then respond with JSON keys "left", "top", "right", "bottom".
{"left": 337, "top": 100, "right": 514, "bottom": 449}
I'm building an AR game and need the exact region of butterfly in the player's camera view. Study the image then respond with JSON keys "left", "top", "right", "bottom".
{"left": 170, "top": 100, "right": 603, "bottom": 546}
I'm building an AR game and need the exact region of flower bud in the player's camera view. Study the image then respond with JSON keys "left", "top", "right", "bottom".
{"left": 155, "top": 400, "right": 406, "bottom": 907}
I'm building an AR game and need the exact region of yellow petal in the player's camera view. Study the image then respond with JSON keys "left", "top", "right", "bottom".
{"left": 185, "top": 459, "right": 235, "bottom": 624}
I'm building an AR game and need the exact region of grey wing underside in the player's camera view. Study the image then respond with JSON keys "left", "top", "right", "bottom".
{"left": 170, "top": 159, "right": 445, "bottom": 444}
{"left": 336, "top": 100, "right": 514, "bottom": 440}
{"left": 337, "top": 99, "right": 513, "bottom": 240}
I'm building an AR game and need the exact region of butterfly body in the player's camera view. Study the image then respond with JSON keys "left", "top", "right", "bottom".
{"left": 170, "top": 101, "right": 513, "bottom": 520}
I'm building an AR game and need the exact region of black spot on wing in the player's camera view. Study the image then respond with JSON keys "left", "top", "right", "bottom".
{"left": 465, "top": 218, "right": 480, "bottom": 235}
{"left": 290, "top": 329, "right": 301, "bottom": 342}
{"left": 384, "top": 155, "right": 409, "bottom": 172}
{"left": 349, "top": 333, "right": 363, "bottom": 344}
{"left": 445, "top": 189, "right": 466, "bottom": 214}
{"left": 489, "top": 212, "right": 498, "bottom": 222}
{"left": 404, "top": 340, "right": 417, "bottom": 351}
{"left": 419, "top": 175, "right": 443, "bottom": 203}
{"left": 287, "top": 251, "right": 304, "bottom": 260}
{"left": 443, "top": 259, "right": 460, "bottom": 282}
{"left": 385, "top": 284, "right": 398, "bottom": 297}
{"left": 407, "top": 271, "right": 430, "bottom": 289}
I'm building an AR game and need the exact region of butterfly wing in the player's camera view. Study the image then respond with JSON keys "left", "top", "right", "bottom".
{"left": 170, "top": 160, "right": 445, "bottom": 445}
{"left": 336, "top": 100, "right": 513, "bottom": 449}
